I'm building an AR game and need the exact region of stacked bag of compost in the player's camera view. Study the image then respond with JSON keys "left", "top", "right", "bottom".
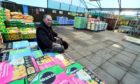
{"left": 0, "top": 40, "right": 105, "bottom": 84}
{"left": 74, "top": 17, "right": 88, "bottom": 29}
{"left": 0, "top": 8, "right": 36, "bottom": 42}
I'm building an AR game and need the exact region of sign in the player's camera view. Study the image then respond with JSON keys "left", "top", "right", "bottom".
{"left": 23, "top": 5, "right": 28, "bottom": 15}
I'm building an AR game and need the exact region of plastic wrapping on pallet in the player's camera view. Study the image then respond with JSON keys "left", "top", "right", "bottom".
{"left": 57, "top": 16, "right": 68, "bottom": 25}
{"left": 87, "top": 21, "right": 108, "bottom": 31}
{"left": 74, "top": 17, "right": 88, "bottom": 29}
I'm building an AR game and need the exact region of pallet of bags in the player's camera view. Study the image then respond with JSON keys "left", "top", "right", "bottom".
{"left": 0, "top": 8, "right": 6, "bottom": 22}
{"left": 6, "top": 19, "right": 25, "bottom": 28}
{"left": 0, "top": 22, "right": 6, "bottom": 32}
{"left": 20, "top": 28, "right": 36, "bottom": 40}
{"left": 11, "top": 12, "right": 23, "bottom": 19}
{"left": 23, "top": 15, "right": 34, "bottom": 23}
{"left": 5, "top": 9, "right": 11, "bottom": 19}
{"left": 74, "top": 17, "right": 88, "bottom": 29}
{"left": 3, "top": 27, "right": 22, "bottom": 41}
{"left": 26, "top": 28, "right": 36, "bottom": 39}
{"left": 25, "top": 23, "right": 35, "bottom": 28}
{"left": 0, "top": 32, "right": 3, "bottom": 44}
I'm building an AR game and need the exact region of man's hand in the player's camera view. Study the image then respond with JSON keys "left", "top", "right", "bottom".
{"left": 52, "top": 43, "right": 61, "bottom": 48}
{"left": 54, "top": 37, "right": 62, "bottom": 44}
{"left": 52, "top": 42, "right": 64, "bottom": 53}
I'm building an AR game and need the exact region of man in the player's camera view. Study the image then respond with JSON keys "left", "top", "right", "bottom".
{"left": 36, "top": 15, "right": 68, "bottom": 53}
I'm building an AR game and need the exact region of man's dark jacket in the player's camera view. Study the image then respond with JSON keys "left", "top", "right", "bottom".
{"left": 36, "top": 22, "right": 58, "bottom": 51}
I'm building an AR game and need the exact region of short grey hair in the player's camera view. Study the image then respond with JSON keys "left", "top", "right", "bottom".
{"left": 43, "top": 14, "right": 52, "bottom": 19}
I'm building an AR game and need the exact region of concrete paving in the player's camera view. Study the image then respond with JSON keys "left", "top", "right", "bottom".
{"left": 53, "top": 26, "right": 140, "bottom": 84}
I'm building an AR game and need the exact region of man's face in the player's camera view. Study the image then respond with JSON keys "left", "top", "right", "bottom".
{"left": 43, "top": 16, "right": 53, "bottom": 27}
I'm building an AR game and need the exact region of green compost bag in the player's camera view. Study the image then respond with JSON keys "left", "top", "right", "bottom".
{"left": 66, "top": 62, "right": 84, "bottom": 75}
{"left": 74, "top": 17, "right": 88, "bottom": 29}
{"left": 31, "top": 65, "right": 64, "bottom": 84}
{"left": 32, "top": 50, "right": 44, "bottom": 59}
{"left": 9, "top": 78, "right": 27, "bottom": 84}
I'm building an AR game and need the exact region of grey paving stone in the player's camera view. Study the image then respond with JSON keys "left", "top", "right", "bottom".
{"left": 120, "top": 73, "right": 140, "bottom": 84}
{"left": 71, "top": 44, "right": 84, "bottom": 50}
{"left": 115, "top": 54, "right": 135, "bottom": 65}
{"left": 121, "top": 41, "right": 140, "bottom": 53}
{"left": 66, "top": 46, "right": 73, "bottom": 52}
{"left": 136, "top": 57, "right": 140, "bottom": 62}
{"left": 103, "top": 40, "right": 117, "bottom": 45}
{"left": 65, "top": 51, "right": 83, "bottom": 60}
{"left": 101, "top": 62, "right": 126, "bottom": 80}
{"left": 110, "top": 50, "right": 119, "bottom": 56}
{"left": 84, "top": 40, "right": 96, "bottom": 45}
{"left": 87, "top": 44, "right": 106, "bottom": 52}
{"left": 77, "top": 58, "right": 98, "bottom": 71}
{"left": 75, "top": 48, "right": 92, "bottom": 56}
{"left": 109, "top": 57, "right": 131, "bottom": 71}
{"left": 124, "top": 48, "right": 140, "bottom": 55}
{"left": 109, "top": 45, "right": 123, "bottom": 52}
{"left": 120, "top": 51, "right": 137, "bottom": 59}
{"left": 132, "top": 61, "right": 140, "bottom": 70}
{"left": 129, "top": 65, "right": 140, "bottom": 79}
{"left": 94, "top": 68, "right": 119, "bottom": 84}
{"left": 86, "top": 54, "right": 107, "bottom": 66}
{"left": 96, "top": 49, "right": 113, "bottom": 60}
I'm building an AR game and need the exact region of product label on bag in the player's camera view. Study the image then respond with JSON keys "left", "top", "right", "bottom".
{"left": 0, "top": 52, "right": 9, "bottom": 62}
{"left": 36, "top": 56, "right": 65, "bottom": 70}
{"left": 0, "top": 62, "right": 27, "bottom": 84}
{"left": 66, "top": 63, "right": 84, "bottom": 75}
{"left": 31, "top": 65, "right": 66, "bottom": 84}
{"left": 24, "top": 56, "right": 39, "bottom": 75}
{"left": 32, "top": 50, "right": 43, "bottom": 59}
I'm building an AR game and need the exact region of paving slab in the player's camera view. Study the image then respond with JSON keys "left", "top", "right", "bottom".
{"left": 94, "top": 68, "right": 119, "bottom": 84}
{"left": 135, "top": 56, "right": 140, "bottom": 62}
{"left": 86, "top": 54, "right": 107, "bottom": 67}
{"left": 129, "top": 65, "right": 140, "bottom": 79}
{"left": 109, "top": 57, "right": 131, "bottom": 71}
{"left": 75, "top": 48, "right": 92, "bottom": 56}
{"left": 124, "top": 48, "right": 140, "bottom": 55}
{"left": 114, "top": 54, "right": 135, "bottom": 65}
{"left": 109, "top": 47, "right": 123, "bottom": 52}
{"left": 77, "top": 58, "right": 98, "bottom": 71}
{"left": 65, "top": 51, "right": 83, "bottom": 60}
{"left": 96, "top": 49, "right": 113, "bottom": 60}
{"left": 101, "top": 62, "right": 126, "bottom": 80}
{"left": 120, "top": 51, "right": 137, "bottom": 59}
{"left": 103, "top": 40, "right": 117, "bottom": 45}
{"left": 120, "top": 73, "right": 140, "bottom": 84}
